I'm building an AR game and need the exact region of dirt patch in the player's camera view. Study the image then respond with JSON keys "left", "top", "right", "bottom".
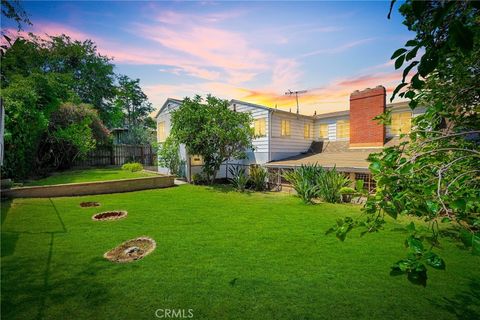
{"left": 92, "top": 210, "right": 127, "bottom": 221}
{"left": 104, "top": 237, "right": 156, "bottom": 263}
{"left": 80, "top": 201, "right": 100, "bottom": 208}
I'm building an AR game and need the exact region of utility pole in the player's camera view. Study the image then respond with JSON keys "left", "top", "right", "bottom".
{"left": 285, "top": 89, "right": 307, "bottom": 114}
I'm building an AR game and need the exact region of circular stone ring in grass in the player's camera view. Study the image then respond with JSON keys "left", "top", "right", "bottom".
{"left": 80, "top": 201, "right": 100, "bottom": 208}
{"left": 104, "top": 237, "right": 156, "bottom": 263}
{"left": 92, "top": 210, "right": 127, "bottom": 221}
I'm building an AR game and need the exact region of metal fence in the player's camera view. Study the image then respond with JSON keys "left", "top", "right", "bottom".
{"left": 73, "top": 144, "right": 156, "bottom": 167}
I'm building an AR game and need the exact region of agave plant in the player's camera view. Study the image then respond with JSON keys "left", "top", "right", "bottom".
{"left": 283, "top": 164, "right": 324, "bottom": 203}
{"left": 316, "top": 166, "right": 351, "bottom": 203}
{"left": 250, "top": 164, "right": 268, "bottom": 191}
{"left": 228, "top": 166, "right": 249, "bottom": 192}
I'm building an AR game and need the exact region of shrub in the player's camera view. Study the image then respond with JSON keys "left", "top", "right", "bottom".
{"left": 158, "top": 137, "right": 181, "bottom": 175}
{"left": 340, "top": 186, "right": 356, "bottom": 203}
{"left": 340, "top": 187, "right": 355, "bottom": 194}
{"left": 229, "top": 166, "right": 249, "bottom": 192}
{"left": 250, "top": 164, "right": 268, "bottom": 191}
{"left": 316, "top": 167, "right": 351, "bottom": 203}
{"left": 283, "top": 164, "right": 323, "bottom": 204}
{"left": 121, "top": 162, "right": 143, "bottom": 172}
{"left": 191, "top": 172, "right": 206, "bottom": 185}
{"left": 42, "top": 102, "right": 110, "bottom": 170}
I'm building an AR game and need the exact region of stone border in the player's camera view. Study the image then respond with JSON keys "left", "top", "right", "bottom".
{"left": 104, "top": 236, "right": 156, "bottom": 263}
{"left": 92, "top": 210, "right": 128, "bottom": 221}
{"left": 1, "top": 175, "right": 175, "bottom": 198}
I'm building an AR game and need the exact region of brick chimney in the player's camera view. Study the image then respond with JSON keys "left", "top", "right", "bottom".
{"left": 349, "top": 85, "right": 386, "bottom": 148}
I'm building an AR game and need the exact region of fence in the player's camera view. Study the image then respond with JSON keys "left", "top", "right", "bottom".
{"left": 73, "top": 144, "right": 156, "bottom": 167}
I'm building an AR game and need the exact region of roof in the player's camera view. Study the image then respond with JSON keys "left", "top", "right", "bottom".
{"left": 387, "top": 101, "right": 410, "bottom": 109}
{"left": 314, "top": 110, "right": 350, "bottom": 119}
{"left": 156, "top": 97, "right": 412, "bottom": 120}
{"left": 266, "top": 150, "right": 372, "bottom": 172}
{"left": 231, "top": 99, "right": 316, "bottom": 119}
{"left": 155, "top": 98, "right": 183, "bottom": 118}
{"left": 265, "top": 137, "right": 405, "bottom": 171}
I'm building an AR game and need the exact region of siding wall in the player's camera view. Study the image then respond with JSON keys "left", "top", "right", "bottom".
{"left": 270, "top": 112, "right": 314, "bottom": 161}
{"left": 231, "top": 102, "right": 270, "bottom": 164}
{"left": 157, "top": 101, "right": 189, "bottom": 176}
{"left": 385, "top": 106, "right": 426, "bottom": 138}
{"left": 313, "top": 115, "right": 350, "bottom": 141}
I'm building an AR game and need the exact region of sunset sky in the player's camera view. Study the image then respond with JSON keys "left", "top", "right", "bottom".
{"left": 3, "top": 1, "right": 414, "bottom": 115}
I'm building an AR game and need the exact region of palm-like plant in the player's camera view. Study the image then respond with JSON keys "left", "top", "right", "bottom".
{"left": 316, "top": 166, "right": 350, "bottom": 203}
{"left": 283, "top": 164, "right": 324, "bottom": 203}
{"left": 229, "top": 166, "right": 249, "bottom": 192}
{"left": 250, "top": 164, "right": 268, "bottom": 191}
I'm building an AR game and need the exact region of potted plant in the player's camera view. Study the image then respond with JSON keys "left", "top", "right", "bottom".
{"left": 339, "top": 186, "right": 356, "bottom": 203}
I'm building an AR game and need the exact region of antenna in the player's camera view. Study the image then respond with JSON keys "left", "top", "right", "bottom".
{"left": 285, "top": 89, "right": 308, "bottom": 114}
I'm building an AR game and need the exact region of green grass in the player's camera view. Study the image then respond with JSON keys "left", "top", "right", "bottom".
{"left": 1, "top": 185, "right": 479, "bottom": 320}
{"left": 24, "top": 168, "right": 158, "bottom": 186}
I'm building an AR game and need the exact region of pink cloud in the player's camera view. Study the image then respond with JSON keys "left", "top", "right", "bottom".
{"left": 146, "top": 70, "right": 405, "bottom": 117}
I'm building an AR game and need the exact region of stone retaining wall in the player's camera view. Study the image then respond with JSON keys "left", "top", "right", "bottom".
{"left": 1, "top": 175, "right": 175, "bottom": 198}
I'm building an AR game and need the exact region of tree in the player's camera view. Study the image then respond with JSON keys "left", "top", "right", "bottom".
{"left": 328, "top": 0, "right": 479, "bottom": 286}
{"left": 114, "top": 75, "right": 154, "bottom": 144}
{"left": 170, "top": 95, "right": 254, "bottom": 184}
{"left": 39, "top": 103, "right": 109, "bottom": 170}
{"left": 42, "top": 35, "right": 118, "bottom": 123}
{"left": 1, "top": 0, "right": 31, "bottom": 31}
{"left": 1, "top": 73, "right": 66, "bottom": 178}
{"left": 1, "top": 34, "right": 117, "bottom": 177}
{"left": 1, "top": 35, "right": 117, "bottom": 124}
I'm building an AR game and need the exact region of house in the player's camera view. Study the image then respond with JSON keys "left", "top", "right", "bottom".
{"left": 155, "top": 85, "right": 424, "bottom": 187}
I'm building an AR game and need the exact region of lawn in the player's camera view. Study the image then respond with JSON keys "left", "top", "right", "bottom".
{"left": 1, "top": 184, "right": 479, "bottom": 320}
{"left": 24, "top": 168, "right": 158, "bottom": 186}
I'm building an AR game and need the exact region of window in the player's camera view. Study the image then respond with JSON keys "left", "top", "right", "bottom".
{"left": 319, "top": 123, "right": 328, "bottom": 139}
{"left": 355, "top": 173, "right": 376, "bottom": 193}
{"left": 304, "top": 123, "right": 311, "bottom": 139}
{"left": 253, "top": 118, "right": 266, "bottom": 137}
{"left": 157, "top": 121, "right": 166, "bottom": 142}
{"left": 190, "top": 155, "right": 204, "bottom": 166}
{"left": 280, "top": 119, "right": 290, "bottom": 137}
{"left": 336, "top": 120, "right": 350, "bottom": 139}
{"left": 390, "top": 112, "right": 411, "bottom": 135}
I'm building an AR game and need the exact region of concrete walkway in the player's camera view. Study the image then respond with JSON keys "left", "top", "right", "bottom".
{"left": 174, "top": 179, "right": 188, "bottom": 185}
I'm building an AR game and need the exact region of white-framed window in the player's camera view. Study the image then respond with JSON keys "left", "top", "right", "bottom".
{"left": 280, "top": 119, "right": 291, "bottom": 137}
{"left": 336, "top": 120, "right": 350, "bottom": 139}
{"left": 157, "top": 121, "right": 166, "bottom": 142}
{"left": 304, "top": 123, "right": 311, "bottom": 139}
{"left": 318, "top": 123, "right": 328, "bottom": 139}
{"left": 253, "top": 118, "right": 267, "bottom": 137}
{"left": 390, "top": 111, "right": 412, "bottom": 135}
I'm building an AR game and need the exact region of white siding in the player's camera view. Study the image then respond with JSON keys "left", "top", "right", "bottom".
{"left": 230, "top": 102, "right": 270, "bottom": 164}
{"left": 270, "top": 112, "right": 314, "bottom": 161}
{"left": 313, "top": 115, "right": 349, "bottom": 141}
{"left": 156, "top": 101, "right": 188, "bottom": 176}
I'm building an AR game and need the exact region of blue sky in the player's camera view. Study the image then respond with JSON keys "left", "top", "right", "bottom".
{"left": 4, "top": 1, "right": 414, "bottom": 115}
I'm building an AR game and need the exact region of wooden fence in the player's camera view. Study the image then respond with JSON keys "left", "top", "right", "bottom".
{"left": 73, "top": 144, "right": 156, "bottom": 167}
